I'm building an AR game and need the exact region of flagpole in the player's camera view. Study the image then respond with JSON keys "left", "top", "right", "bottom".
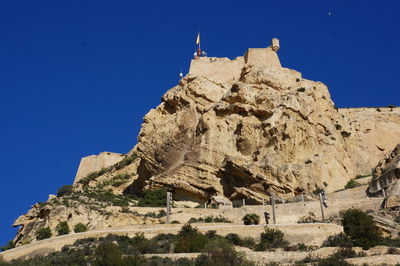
{"left": 196, "top": 32, "right": 201, "bottom": 58}
{"left": 199, "top": 33, "right": 201, "bottom": 50}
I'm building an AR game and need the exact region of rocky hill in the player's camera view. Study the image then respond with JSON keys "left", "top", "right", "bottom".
{"left": 10, "top": 39, "right": 400, "bottom": 246}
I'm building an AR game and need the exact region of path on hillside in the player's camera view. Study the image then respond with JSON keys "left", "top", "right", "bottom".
{"left": 1, "top": 223, "right": 342, "bottom": 262}
{"left": 2, "top": 183, "right": 383, "bottom": 262}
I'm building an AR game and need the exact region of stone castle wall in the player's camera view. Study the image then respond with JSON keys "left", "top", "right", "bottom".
{"left": 188, "top": 56, "right": 245, "bottom": 84}
{"left": 244, "top": 47, "right": 281, "bottom": 68}
{"left": 73, "top": 152, "right": 125, "bottom": 184}
{"left": 188, "top": 41, "right": 281, "bottom": 84}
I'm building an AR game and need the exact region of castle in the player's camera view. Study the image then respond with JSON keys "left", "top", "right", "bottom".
{"left": 188, "top": 38, "right": 282, "bottom": 84}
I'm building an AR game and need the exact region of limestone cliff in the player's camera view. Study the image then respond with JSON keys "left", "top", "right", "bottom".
{"left": 134, "top": 65, "right": 357, "bottom": 203}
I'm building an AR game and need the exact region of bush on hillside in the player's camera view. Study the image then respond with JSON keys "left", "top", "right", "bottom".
{"left": 225, "top": 233, "right": 257, "bottom": 250}
{"left": 144, "top": 209, "right": 167, "bottom": 218}
{"left": 195, "top": 238, "right": 253, "bottom": 266}
{"left": 323, "top": 232, "right": 353, "bottom": 248}
{"left": 340, "top": 208, "right": 380, "bottom": 249}
{"left": 84, "top": 190, "right": 133, "bottom": 207}
{"left": 242, "top": 214, "right": 260, "bottom": 225}
{"left": 36, "top": 227, "right": 52, "bottom": 240}
{"left": 56, "top": 221, "right": 70, "bottom": 236}
{"left": 256, "top": 228, "right": 289, "bottom": 250}
{"left": 174, "top": 224, "right": 208, "bottom": 253}
{"left": 73, "top": 223, "right": 88, "bottom": 233}
{"left": 94, "top": 241, "right": 123, "bottom": 265}
{"left": 315, "top": 256, "right": 352, "bottom": 266}
{"left": 137, "top": 189, "right": 167, "bottom": 207}
{"left": 344, "top": 179, "right": 360, "bottom": 189}
{"left": 57, "top": 185, "right": 73, "bottom": 197}
{"left": 188, "top": 215, "right": 232, "bottom": 224}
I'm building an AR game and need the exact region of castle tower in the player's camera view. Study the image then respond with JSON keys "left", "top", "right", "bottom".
{"left": 188, "top": 38, "right": 282, "bottom": 84}
{"left": 244, "top": 38, "right": 281, "bottom": 68}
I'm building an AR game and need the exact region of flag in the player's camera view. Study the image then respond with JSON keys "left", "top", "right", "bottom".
{"left": 196, "top": 33, "right": 200, "bottom": 45}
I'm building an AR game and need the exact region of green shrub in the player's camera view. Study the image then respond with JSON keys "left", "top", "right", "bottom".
{"left": 56, "top": 221, "right": 70, "bottom": 236}
{"left": 298, "top": 248, "right": 356, "bottom": 265}
{"left": 188, "top": 215, "right": 232, "bottom": 224}
{"left": 256, "top": 228, "right": 289, "bottom": 250}
{"left": 171, "top": 220, "right": 180, "bottom": 224}
{"left": 332, "top": 247, "right": 358, "bottom": 259}
{"left": 94, "top": 241, "right": 123, "bottom": 265}
{"left": 57, "top": 185, "right": 73, "bottom": 197}
{"left": 212, "top": 216, "right": 232, "bottom": 223}
{"left": 0, "top": 240, "right": 15, "bottom": 251}
{"left": 73, "top": 237, "right": 96, "bottom": 245}
{"left": 74, "top": 223, "right": 88, "bottom": 233}
{"left": 144, "top": 209, "right": 167, "bottom": 218}
{"left": 340, "top": 208, "right": 381, "bottom": 249}
{"left": 205, "top": 230, "right": 217, "bottom": 239}
{"left": 297, "top": 243, "right": 316, "bottom": 251}
{"left": 137, "top": 189, "right": 167, "bottom": 207}
{"left": 79, "top": 171, "right": 101, "bottom": 186}
{"left": 174, "top": 224, "right": 208, "bottom": 253}
{"left": 344, "top": 179, "right": 360, "bottom": 189}
{"left": 241, "top": 237, "right": 257, "bottom": 249}
{"left": 85, "top": 190, "right": 133, "bottom": 207}
{"left": 110, "top": 174, "right": 131, "bottom": 187}
{"left": 316, "top": 256, "right": 351, "bottom": 266}
{"left": 377, "top": 237, "right": 400, "bottom": 247}
{"left": 225, "top": 233, "right": 242, "bottom": 245}
{"left": 323, "top": 232, "right": 353, "bottom": 248}
{"left": 284, "top": 243, "right": 316, "bottom": 251}
{"left": 195, "top": 238, "right": 253, "bottom": 266}
{"left": 242, "top": 214, "right": 260, "bottom": 225}
{"left": 224, "top": 233, "right": 257, "bottom": 250}
{"left": 113, "top": 154, "right": 137, "bottom": 171}
{"left": 36, "top": 227, "right": 52, "bottom": 240}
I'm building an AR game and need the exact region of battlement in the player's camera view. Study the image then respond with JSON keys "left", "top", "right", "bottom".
{"left": 188, "top": 38, "right": 281, "bottom": 84}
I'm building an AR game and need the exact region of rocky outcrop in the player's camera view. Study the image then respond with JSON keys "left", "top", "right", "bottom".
{"left": 338, "top": 108, "right": 400, "bottom": 176}
{"left": 131, "top": 64, "right": 359, "bottom": 203}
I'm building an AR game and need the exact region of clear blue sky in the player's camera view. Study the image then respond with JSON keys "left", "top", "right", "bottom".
{"left": 0, "top": 0, "right": 399, "bottom": 246}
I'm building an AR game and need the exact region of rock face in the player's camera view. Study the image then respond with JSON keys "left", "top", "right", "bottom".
{"left": 131, "top": 61, "right": 400, "bottom": 204}
{"left": 338, "top": 108, "right": 400, "bottom": 176}
{"left": 134, "top": 64, "right": 357, "bottom": 203}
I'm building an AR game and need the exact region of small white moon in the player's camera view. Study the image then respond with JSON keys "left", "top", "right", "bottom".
{"left": 328, "top": 11, "right": 332, "bottom": 16}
